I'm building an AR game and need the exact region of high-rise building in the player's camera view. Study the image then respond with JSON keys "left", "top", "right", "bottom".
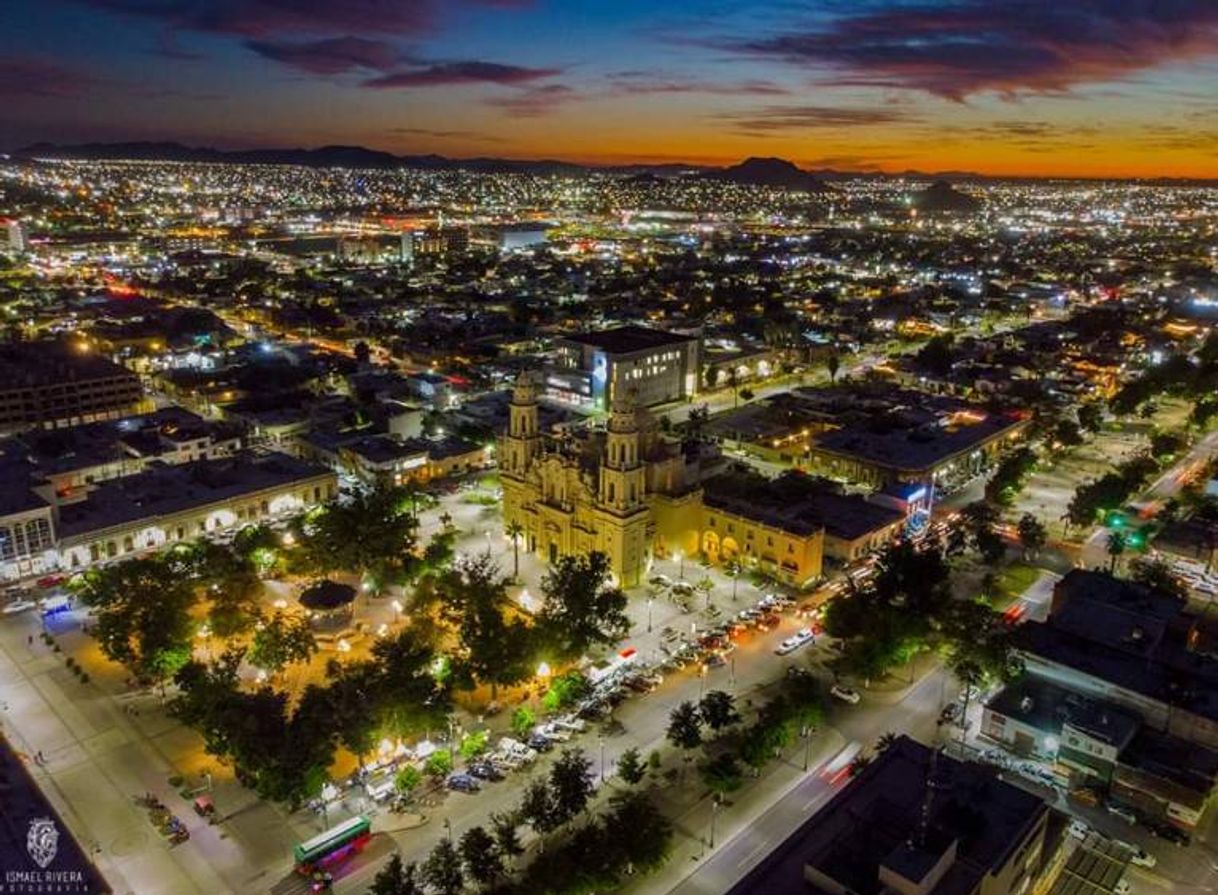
{"left": 0, "top": 341, "right": 145, "bottom": 434}
{"left": 400, "top": 231, "right": 414, "bottom": 266}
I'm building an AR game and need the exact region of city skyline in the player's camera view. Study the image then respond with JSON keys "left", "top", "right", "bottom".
{"left": 5, "top": 0, "right": 1218, "bottom": 178}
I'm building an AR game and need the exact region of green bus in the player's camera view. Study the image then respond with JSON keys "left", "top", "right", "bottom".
{"left": 293, "top": 815, "right": 372, "bottom": 873}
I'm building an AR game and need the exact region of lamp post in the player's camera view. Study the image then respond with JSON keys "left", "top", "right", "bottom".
{"left": 444, "top": 818, "right": 453, "bottom": 842}
{"left": 802, "top": 726, "right": 812, "bottom": 772}
{"left": 391, "top": 600, "right": 403, "bottom": 624}
{"left": 709, "top": 798, "right": 720, "bottom": 850}
{"left": 677, "top": 550, "right": 686, "bottom": 580}
{"left": 599, "top": 736, "right": 606, "bottom": 785}
{"left": 647, "top": 597, "right": 654, "bottom": 634}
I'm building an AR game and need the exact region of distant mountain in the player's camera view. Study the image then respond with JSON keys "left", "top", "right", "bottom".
{"left": 12, "top": 141, "right": 702, "bottom": 176}
{"left": 699, "top": 156, "right": 832, "bottom": 192}
{"left": 912, "top": 180, "right": 983, "bottom": 213}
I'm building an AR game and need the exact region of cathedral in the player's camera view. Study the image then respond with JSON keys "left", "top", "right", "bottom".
{"left": 499, "top": 372, "right": 700, "bottom": 587}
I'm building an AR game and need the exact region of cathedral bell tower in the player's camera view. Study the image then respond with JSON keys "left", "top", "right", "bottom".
{"left": 599, "top": 390, "right": 645, "bottom": 513}
{"left": 505, "top": 372, "right": 542, "bottom": 476}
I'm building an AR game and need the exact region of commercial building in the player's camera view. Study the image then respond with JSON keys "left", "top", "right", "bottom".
{"left": 0, "top": 341, "right": 146, "bottom": 434}
{"left": 548, "top": 325, "right": 700, "bottom": 410}
{"left": 730, "top": 736, "right": 1055, "bottom": 895}
{"left": 54, "top": 452, "right": 336, "bottom": 571}
{"left": 982, "top": 675, "right": 1218, "bottom": 829}
{"left": 1011, "top": 570, "right": 1218, "bottom": 751}
{"left": 338, "top": 434, "right": 491, "bottom": 488}
{"left": 804, "top": 393, "right": 1028, "bottom": 490}
{"left": 0, "top": 450, "right": 336, "bottom": 580}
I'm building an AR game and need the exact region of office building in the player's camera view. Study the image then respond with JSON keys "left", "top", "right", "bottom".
{"left": 0, "top": 341, "right": 146, "bottom": 434}
{"left": 548, "top": 325, "right": 700, "bottom": 410}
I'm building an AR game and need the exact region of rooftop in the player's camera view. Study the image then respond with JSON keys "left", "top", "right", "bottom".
{"left": 0, "top": 339, "right": 137, "bottom": 389}
{"left": 729, "top": 736, "right": 1049, "bottom": 895}
{"left": 986, "top": 675, "right": 1140, "bottom": 750}
{"left": 558, "top": 325, "right": 696, "bottom": 355}
{"left": 56, "top": 452, "right": 331, "bottom": 539}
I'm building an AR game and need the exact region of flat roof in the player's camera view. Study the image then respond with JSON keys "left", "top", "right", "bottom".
{"left": 703, "top": 469, "right": 904, "bottom": 541}
{"left": 729, "top": 736, "right": 1048, "bottom": 895}
{"left": 559, "top": 325, "right": 696, "bottom": 355}
{"left": 0, "top": 340, "right": 137, "bottom": 389}
{"left": 987, "top": 675, "right": 1140, "bottom": 749}
{"left": 57, "top": 452, "right": 331, "bottom": 539}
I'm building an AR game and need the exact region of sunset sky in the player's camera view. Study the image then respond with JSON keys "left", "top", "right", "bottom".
{"left": 4, "top": 0, "right": 1218, "bottom": 177}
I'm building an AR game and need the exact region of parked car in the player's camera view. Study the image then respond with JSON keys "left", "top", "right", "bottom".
{"left": 704, "top": 653, "right": 727, "bottom": 668}
{"left": 467, "top": 761, "right": 504, "bottom": 781}
{"left": 1114, "top": 881, "right": 1130, "bottom": 895}
{"left": 786, "top": 666, "right": 813, "bottom": 681}
{"left": 1068, "top": 819, "right": 1090, "bottom": 841}
{"left": 830, "top": 684, "right": 861, "bottom": 704}
{"left": 1106, "top": 803, "right": 1138, "bottom": 825}
{"left": 1127, "top": 847, "right": 1156, "bottom": 869}
{"left": 552, "top": 716, "right": 586, "bottom": 733}
{"left": 527, "top": 732, "right": 554, "bottom": 753}
{"left": 1, "top": 599, "right": 36, "bottom": 615}
{"left": 538, "top": 722, "right": 572, "bottom": 741}
{"left": 672, "top": 581, "right": 696, "bottom": 597}
{"left": 447, "top": 773, "right": 481, "bottom": 793}
{"left": 649, "top": 574, "right": 673, "bottom": 588}
{"left": 938, "top": 704, "right": 961, "bottom": 725}
{"left": 1147, "top": 822, "right": 1190, "bottom": 846}
{"left": 775, "top": 628, "right": 815, "bottom": 655}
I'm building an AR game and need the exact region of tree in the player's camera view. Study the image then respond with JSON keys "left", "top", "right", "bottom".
{"left": 369, "top": 855, "right": 423, "bottom": 895}
{"left": 549, "top": 747, "right": 595, "bottom": 825}
{"left": 511, "top": 706, "right": 536, "bottom": 739}
{"left": 1078, "top": 403, "right": 1104, "bottom": 433}
{"left": 1130, "top": 557, "right": 1188, "bottom": 602}
{"left": 439, "top": 555, "right": 535, "bottom": 698}
{"left": 1107, "top": 530, "right": 1126, "bottom": 572}
{"left": 296, "top": 484, "right": 418, "bottom": 588}
{"left": 395, "top": 765, "right": 422, "bottom": 797}
{"left": 519, "top": 778, "right": 561, "bottom": 834}
{"left": 698, "top": 690, "right": 740, "bottom": 733}
{"left": 616, "top": 746, "right": 646, "bottom": 786}
{"left": 875, "top": 732, "right": 899, "bottom": 753}
{"left": 490, "top": 811, "right": 524, "bottom": 860}
{"left": 421, "top": 839, "right": 464, "bottom": 895}
{"left": 537, "top": 552, "right": 630, "bottom": 660}
{"left": 71, "top": 556, "right": 197, "bottom": 685}
{"left": 826, "top": 352, "right": 841, "bottom": 384}
{"left": 700, "top": 752, "right": 743, "bottom": 796}
{"left": 459, "top": 730, "right": 489, "bottom": 762}
{"left": 1017, "top": 514, "right": 1047, "bottom": 559}
{"left": 424, "top": 748, "right": 453, "bottom": 779}
{"left": 601, "top": 791, "right": 674, "bottom": 877}
{"left": 666, "top": 700, "right": 703, "bottom": 765}
{"left": 248, "top": 611, "right": 316, "bottom": 675}
{"left": 1054, "top": 418, "right": 1084, "bottom": 447}
{"left": 542, "top": 670, "right": 591, "bottom": 712}
{"left": 353, "top": 340, "right": 371, "bottom": 365}
{"left": 459, "top": 826, "right": 503, "bottom": 889}
{"left": 505, "top": 520, "right": 525, "bottom": 581}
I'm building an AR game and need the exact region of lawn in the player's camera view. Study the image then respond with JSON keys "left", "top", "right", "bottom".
{"left": 993, "top": 561, "right": 1042, "bottom": 603}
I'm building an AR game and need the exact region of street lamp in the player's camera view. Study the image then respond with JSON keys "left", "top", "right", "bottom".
{"left": 647, "top": 597, "right": 654, "bottom": 634}
{"left": 709, "top": 798, "right": 720, "bottom": 850}
{"left": 444, "top": 818, "right": 453, "bottom": 842}
{"left": 599, "top": 736, "right": 606, "bottom": 785}
{"left": 676, "top": 550, "right": 686, "bottom": 580}
{"left": 391, "top": 600, "right": 403, "bottom": 623}
{"left": 802, "top": 726, "right": 812, "bottom": 772}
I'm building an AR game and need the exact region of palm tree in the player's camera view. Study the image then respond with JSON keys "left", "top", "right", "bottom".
{"left": 826, "top": 352, "right": 840, "bottom": 384}
{"left": 506, "top": 520, "right": 524, "bottom": 581}
{"left": 1107, "top": 530, "right": 1126, "bottom": 573}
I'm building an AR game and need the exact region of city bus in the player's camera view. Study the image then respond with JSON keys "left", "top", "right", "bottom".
{"left": 293, "top": 815, "right": 372, "bottom": 875}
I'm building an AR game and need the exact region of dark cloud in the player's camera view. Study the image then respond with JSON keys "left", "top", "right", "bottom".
{"left": 727, "top": 1, "right": 1218, "bottom": 100}
{"left": 483, "top": 84, "right": 578, "bottom": 117}
{"left": 246, "top": 36, "right": 404, "bottom": 74}
{"left": 364, "top": 61, "right": 561, "bottom": 89}
{"left": 605, "top": 71, "right": 789, "bottom": 97}
{"left": 79, "top": 0, "right": 438, "bottom": 38}
{"left": 723, "top": 104, "right": 913, "bottom": 133}
{"left": 0, "top": 58, "right": 96, "bottom": 97}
